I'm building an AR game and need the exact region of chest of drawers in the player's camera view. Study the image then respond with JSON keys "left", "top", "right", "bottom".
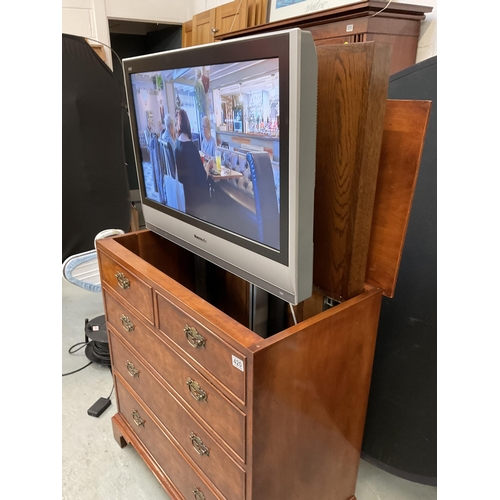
{"left": 97, "top": 229, "right": 382, "bottom": 500}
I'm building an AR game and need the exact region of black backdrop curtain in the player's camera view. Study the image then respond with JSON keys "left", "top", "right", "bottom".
{"left": 62, "top": 34, "right": 130, "bottom": 262}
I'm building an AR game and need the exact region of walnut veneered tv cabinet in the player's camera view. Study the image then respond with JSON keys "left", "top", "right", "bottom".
{"left": 98, "top": 229, "right": 382, "bottom": 500}
{"left": 96, "top": 41, "right": 430, "bottom": 500}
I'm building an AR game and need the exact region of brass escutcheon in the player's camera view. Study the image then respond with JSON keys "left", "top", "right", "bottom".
{"left": 186, "top": 378, "right": 208, "bottom": 403}
{"left": 131, "top": 409, "right": 145, "bottom": 427}
{"left": 189, "top": 432, "right": 210, "bottom": 457}
{"left": 184, "top": 325, "right": 206, "bottom": 349}
{"left": 115, "top": 271, "right": 130, "bottom": 289}
{"left": 126, "top": 360, "right": 140, "bottom": 378}
{"left": 120, "top": 314, "right": 135, "bottom": 332}
{"left": 193, "top": 488, "right": 205, "bottom": 500}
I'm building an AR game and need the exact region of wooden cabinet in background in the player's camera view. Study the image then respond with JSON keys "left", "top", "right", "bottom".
{"left": 247, "top": 0, "right": 268, "bottom": 27}
{"left": 188, "top": 0, "right": 249, "bottom": 47}
{"left": 216, "top": 0, "right": 248, "bottom": 35}
{"left": 216, "top": 0, "right": 433, "bottom": 75}
{"left": 192, "top": 8, "right": 216, "bottom": 46}
{"left": 182, "top": 19, "right": 193, "bottom": 48}
{"left": 184, "top": 1, "right": 432, "bottom": 74}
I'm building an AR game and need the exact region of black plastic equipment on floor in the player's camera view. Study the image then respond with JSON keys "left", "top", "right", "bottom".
{"left": 361, "top": 56, "right": 437, "bottom": 486}
{"left": 62, "top": 34, "right": 130, "bottom": 263}
{"left": 84, "top": 315, "right": 110, "bottom": 367}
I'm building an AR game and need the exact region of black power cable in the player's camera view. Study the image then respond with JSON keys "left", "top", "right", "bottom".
{"left": 62, "top": 341, "right": 92, "bottom": 377}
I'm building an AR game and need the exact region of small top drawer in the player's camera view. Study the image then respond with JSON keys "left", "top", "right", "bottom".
{"left": 99, "top": 251, "right": 154, "bottom": 324}
{"left": 157, "top": 291, "right": 246, "bottom": 404}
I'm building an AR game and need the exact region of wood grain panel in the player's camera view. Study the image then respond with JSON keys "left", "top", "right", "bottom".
{"left": 117, "top": 369, "right": 246, "bottom": 500}
{"left": 157, "top": 291, "right": 247, "bottom": 404}
{"left": 365, "top": 99, "right": 431, "bottom": 297}
{"left": 249, "top": 288, "right": 383, "bottom": 500}
{"left": 109, "top": 327, "right": 247, "bottom": 462}
{"left": 182, "top": 19, "right": 193, "bottom": 48}
{"left": 192, "top": 8, "right": 216, "bottom": 46}
{"left": 216, "top": 0, "right": 248, "bottom": 35}
{"left": 113, "top": 383, "right": 222, "bottom": 500}
{"left": 99, "top": 251, "right": 154, "bottom": 324}
{"left": 215, "top": 1, "right": 432, "bottom": 75}
{"left": 216, "top": 1, "right": 431, "bottom": 41}
{"left": 313, "top": 42, "right": 391, "bottom": 300}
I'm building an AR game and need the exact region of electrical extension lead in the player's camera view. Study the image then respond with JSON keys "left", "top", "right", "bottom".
{"left": 91, "top": 340, "right": 111, "bottom": 364}
{"left": 62, "top": 341, "right": 92, "bottom": 377}
{"left": 62, "top": 361, "right": 93, "bottom": 377}
{"left": 62, "top": 339, "right": 111, "bottom": 376}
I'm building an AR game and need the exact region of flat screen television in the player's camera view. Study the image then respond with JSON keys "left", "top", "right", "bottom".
{"left": 123, "top": 28, "right": 318, "bottom": 305}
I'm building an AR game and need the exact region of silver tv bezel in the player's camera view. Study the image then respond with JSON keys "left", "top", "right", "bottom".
{"left": 123, "top": 28, "right": 317, "bottom": 305}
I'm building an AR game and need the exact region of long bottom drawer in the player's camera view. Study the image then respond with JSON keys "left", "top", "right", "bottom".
{"left": 115, "top": 378, "right": 223, "bottom": 500}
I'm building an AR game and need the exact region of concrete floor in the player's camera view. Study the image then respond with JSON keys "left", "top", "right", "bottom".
{"left": 62, "top": 278, "right": 437, "bottom": 500}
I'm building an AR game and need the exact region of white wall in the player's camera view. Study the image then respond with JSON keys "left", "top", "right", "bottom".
{"left": 395, "top": 0, "right": 437, "bottom": 63}
{"left": 62, "top": 0, "right": 113, "bottom": 66}
{"left": 62, "top": 0, "right": 437, "bottom": 67}
{"left": 193, "top": 0, "right": 233, "bottom": 15}
{"left": 105, "top": 0, "right": 193, "bottom": 24}
{"left": 61, "top": 0, "right": 232, "bottom": 67}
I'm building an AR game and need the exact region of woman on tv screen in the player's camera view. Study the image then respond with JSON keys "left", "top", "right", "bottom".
{"left": 174, "top": 109, "right": 211, "bottom": 218}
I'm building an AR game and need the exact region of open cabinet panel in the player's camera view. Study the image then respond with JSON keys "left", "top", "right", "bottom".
{"left": 365, "top": 99, "right": 432, "bottom": 297}
{"left": 312, "top": 42, "right": 391, "bottom": 301}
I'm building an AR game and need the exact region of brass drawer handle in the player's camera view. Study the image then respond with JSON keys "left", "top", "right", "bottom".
{"left": 126, "top": 360, "right": 140, "bottom": 378}
{"left": 115, "top": 271, "right": 130, "bottom": 289}
{"left": 131, "top": 409, "right": 145, "bottom": 427}
{"left": 193, "top": 488, "right": 205, "bottom": 500}
{"left": 120, "top": 314, "right": 135, "bottom": 332}
{"left": 186, "top": 378, "right": 208, "bottom": 403}
{"left": 189, "top": 432, "right": 210, "bottom": 457}
{"left": 184, "top": 325, "right": 206, "bottom": 349}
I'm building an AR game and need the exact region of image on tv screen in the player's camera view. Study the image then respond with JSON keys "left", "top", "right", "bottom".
{"left": 130, "top": 58, "right": 281, "bottom": 250}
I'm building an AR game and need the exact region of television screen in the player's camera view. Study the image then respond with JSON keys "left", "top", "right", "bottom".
{"left": 123, "top": 29, "right": 317, "bottom": 304}
{"left": 129, "top": 56, "right": 281, "bottom": 251}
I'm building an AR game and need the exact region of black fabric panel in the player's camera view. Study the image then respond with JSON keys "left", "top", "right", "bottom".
{"left": 361, "top": 56, "right": 437, "bottom": 485}
{"left": 109, "top": 27, "right": 182, "bottom": 193}
{"left": 62, "top": 34, "right": 130, "bottom": 262}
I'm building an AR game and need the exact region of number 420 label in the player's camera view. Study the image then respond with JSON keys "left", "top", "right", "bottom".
{"left": 232, "top": 355, "right": 244, "bottom": 372}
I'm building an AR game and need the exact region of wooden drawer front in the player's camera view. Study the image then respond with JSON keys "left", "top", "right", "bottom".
{"left": 157, "top": 292, "right": 246, "bottom": 403}
{"left": 104, "top": 290, "right": 153, "bottom": 345}
{"left": 115, "top": 379, "right": 222, "bottom": 500}
{"left": 116, "top": 372, "right": 246, "bottom": 500}
{"left": 99, "top": 252, "right": 154, "bottom": 323}
{"left": 109, "top": 326, "right": 246, "bottom": 462}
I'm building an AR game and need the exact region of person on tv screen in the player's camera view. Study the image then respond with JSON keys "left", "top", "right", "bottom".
{"left": 174, "top": 109, "right": 211, "bottom": 218}
{"left": 201, "top": 115, "right": 217, "bottom": 158}
{"left": 161, "top": 114, "right": 176, "bottom": 150}
{"left": 161, "top": 114, "right": 177, "bottom": 178}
